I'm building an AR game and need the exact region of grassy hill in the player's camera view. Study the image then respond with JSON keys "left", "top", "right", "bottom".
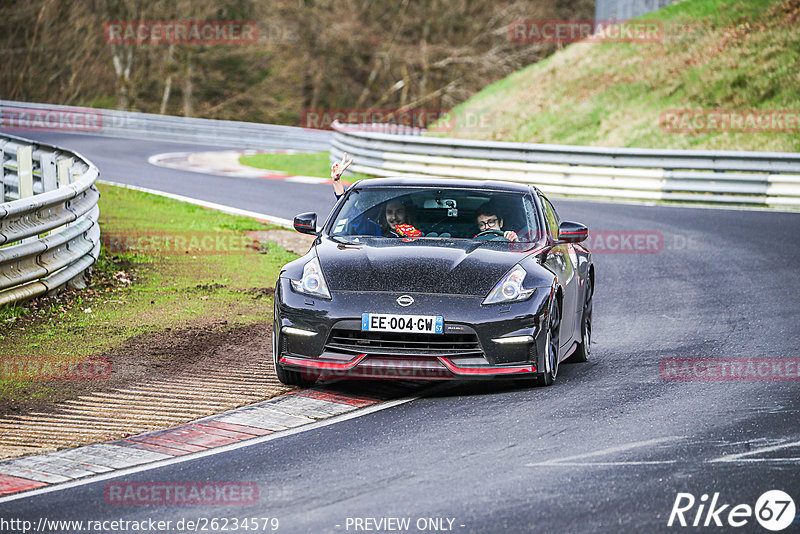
{"left": 436, "top": 0, "right": 800, "bottom": 152}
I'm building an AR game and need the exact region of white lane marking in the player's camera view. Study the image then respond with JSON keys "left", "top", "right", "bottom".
{"left": 0, "top": 396, "right": 418, "bottom": 504}
{"left": 709, "top": 439, "right": 800, "bottom": 463}
{"left": 97, "top": 180, "right": 293, "bottom": 228}
{"left": 286, "top": 175, "right": 329, "bottom": 184}
{"left": 529, "top": 461, "right": 678, "bottom": 467}
{"left": 714, "top": 457, "right": 800, "bottom": 464}
{"left": 525, "top": 436, "right": 684, "bottom": 467}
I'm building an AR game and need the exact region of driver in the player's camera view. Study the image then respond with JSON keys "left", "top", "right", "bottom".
{"left": 475, "top": 201, "right": 519, "bottom": 242}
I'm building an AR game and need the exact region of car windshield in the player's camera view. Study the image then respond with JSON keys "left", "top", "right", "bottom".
{"left": 329, "top": 187, "right": 540, "bottom": 242}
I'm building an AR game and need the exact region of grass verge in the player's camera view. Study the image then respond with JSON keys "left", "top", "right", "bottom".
{"left": 0, "top": 183, "right": 298, "bottom": 411}
{"left": 239, "top": 151, "right": 373, "bottom": 182}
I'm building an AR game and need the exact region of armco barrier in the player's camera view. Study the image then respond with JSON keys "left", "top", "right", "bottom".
{"left": 0, "top": 100, "right": 331, "bottom": 152}
{"left": 330, "top": 122, "right": 800, "bottom": 207}
{"left": 0, "top": 133, "right": 100, "bottom": 306}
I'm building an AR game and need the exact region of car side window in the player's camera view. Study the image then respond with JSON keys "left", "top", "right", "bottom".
{"left": 522, "top": 196, "right": 539, "bottom": 237}
{"left": 546, "top": 198, "right": 560, "bottom": 225}
{"left": 539, "top": 194, "right": 559, "bottom": 238}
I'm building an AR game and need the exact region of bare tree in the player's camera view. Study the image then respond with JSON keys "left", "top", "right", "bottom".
{"left": 0, "top": 0, "right": 594, "bottom": 124}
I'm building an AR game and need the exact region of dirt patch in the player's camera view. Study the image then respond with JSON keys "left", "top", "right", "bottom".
{"left": 241, "top": 287, "right": 275, "bottom": 299}
{"left": 0, "top": 321, "right": 276, "bottom": 417}
{"left": 0, "top": 321, "right": 292, "bottom": 460}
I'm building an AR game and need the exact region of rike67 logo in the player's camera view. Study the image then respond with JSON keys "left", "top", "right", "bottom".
{"left": 668, "top": 490, "right": 796, "bottom": 531}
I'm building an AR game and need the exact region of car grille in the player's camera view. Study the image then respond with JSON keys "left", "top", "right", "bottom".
{"left": 325, "top": 329, "right": 483, "bottom": 357}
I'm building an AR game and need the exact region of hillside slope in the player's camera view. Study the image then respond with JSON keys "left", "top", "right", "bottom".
{"left": 438, "top": 0, "right": 800, "bottom": 152}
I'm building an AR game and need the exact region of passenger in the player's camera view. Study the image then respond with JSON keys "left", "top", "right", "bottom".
{"left": 330, "top": 153, "right": 420, "bottom": 238}
{"left": 378, "top": 199, "right": 421, "bottom": 238}
{"left": 330, "top": 152, "right": 353, "bottom": 199}
{"left": 475, "top": 201, "right": 519, "bottom": 242}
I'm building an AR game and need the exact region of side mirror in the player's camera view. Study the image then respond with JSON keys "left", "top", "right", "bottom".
{"left": 293, "top": 212, "right": 319, "bottom": 236}
{"left": 558, "top": 221, "right": 588, "bottom": 243}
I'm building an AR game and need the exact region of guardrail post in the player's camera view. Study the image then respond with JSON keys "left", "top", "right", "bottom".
{"left": 57, "top": 157, "right": 73, "bottom": 187}
{"left": 0, "top": 139, "right": 7, "bottom": 202}
{"left": 17, "top": 145, "right": 36, "bottom": 244}
{"left": 50, "top": 156, "right": 74, "bottom": 234}
{"left": 41, "top": 152, "right": 57, "bottom": 192}
{"left": 38, "top": 152, "right": 59, "bottom": 237}
{"left": 67, "top": 272, "right": 88, "bottom": 290}
{"left": 17, "top": 145, "right": 33, "bottom": 198}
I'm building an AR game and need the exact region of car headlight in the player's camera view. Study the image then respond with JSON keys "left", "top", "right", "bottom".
{"left": 482, "top": 264, "right": 535, "bottom": 305}
{"left": 290, "top": 256, "right": 331, "bottom": 299}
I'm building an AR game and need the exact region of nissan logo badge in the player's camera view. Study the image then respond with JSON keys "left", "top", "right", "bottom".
{"left": 397, "top": 295, "right": 414, "bottom": 307}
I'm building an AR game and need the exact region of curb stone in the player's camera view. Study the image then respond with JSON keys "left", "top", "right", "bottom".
{"left": 0, "top": 383, "right": 416, "bottom": 498}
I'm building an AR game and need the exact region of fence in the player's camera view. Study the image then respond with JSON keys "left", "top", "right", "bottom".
{"left": 0, "top": 133, "right": 101, "bottom": 306}
{"left": 329, "top": 122, "right": 800, "bottom": 208}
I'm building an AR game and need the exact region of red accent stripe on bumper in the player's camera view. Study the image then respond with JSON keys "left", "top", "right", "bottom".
{"left": 280, "top": 353, "right": 367, "bottom": 370}
{"left": 438, "top": 357, "right": 536, "bottom": 375}
{"left": 281, "top": 354, "right": 535, "bottom": 376}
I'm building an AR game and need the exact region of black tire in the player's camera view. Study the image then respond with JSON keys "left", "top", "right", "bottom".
{"left": 567, "top": 276, "right": 592, "bottom": 363}
{"left": 272, "top": 286, "right": 317, "bottom": 388}
{"left": 537, "top": 297, "right": 560, "bottom": 387}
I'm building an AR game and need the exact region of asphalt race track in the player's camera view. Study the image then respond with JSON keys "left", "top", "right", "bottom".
{"left": 2, "top": 132, "right": 800, "bottom": 533}
{"left": 22, "top": 132, "right": 337, "bottom": 221}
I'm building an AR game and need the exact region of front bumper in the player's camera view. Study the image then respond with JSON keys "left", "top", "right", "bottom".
{"left": 275, "top": 277, "right": 552, "bottom": 381}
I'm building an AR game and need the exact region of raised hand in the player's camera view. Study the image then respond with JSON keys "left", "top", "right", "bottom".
{"left": 331, "top": 152, "right": 354, "bottom": 181}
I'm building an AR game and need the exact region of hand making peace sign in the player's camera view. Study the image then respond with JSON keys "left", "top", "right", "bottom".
{"left": 331, "top": 152, "right": 354, "bottom": 197}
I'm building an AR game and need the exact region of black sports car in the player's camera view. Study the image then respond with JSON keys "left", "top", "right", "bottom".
{"left": 273, "top": 177, "right": 594, "bottom": 387}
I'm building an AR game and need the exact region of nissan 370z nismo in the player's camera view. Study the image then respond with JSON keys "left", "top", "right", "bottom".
{"left": 273, "top": 177, "right": 594, "bottom": 387}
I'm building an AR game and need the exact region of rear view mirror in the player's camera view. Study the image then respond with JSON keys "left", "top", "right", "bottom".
{"left": 423, "top": 198, "right": 457, "bottom": 209}
{"left": 294, "top": 212, "right": 319, "bottom": 236}
{"left": 558, "top": 221, "right": 588, "bottom": 243}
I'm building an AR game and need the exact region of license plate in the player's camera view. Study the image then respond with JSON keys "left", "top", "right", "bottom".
{"left": 361, "top": 313, "right": 443, "bottom": 334}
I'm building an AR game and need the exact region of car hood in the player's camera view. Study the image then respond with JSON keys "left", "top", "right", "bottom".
{"left": 316, "top": 236, "right": 540, "bottom": 296}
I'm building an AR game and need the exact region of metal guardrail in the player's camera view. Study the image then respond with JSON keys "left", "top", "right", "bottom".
{"left": 330, "top": 122, "right": 800, "bottom": 207}
{"left": 0, "top": 100, "right": 332, "bottom": 152}
{"left": 0, "top": 133, "right": 101, "bottom": 306}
